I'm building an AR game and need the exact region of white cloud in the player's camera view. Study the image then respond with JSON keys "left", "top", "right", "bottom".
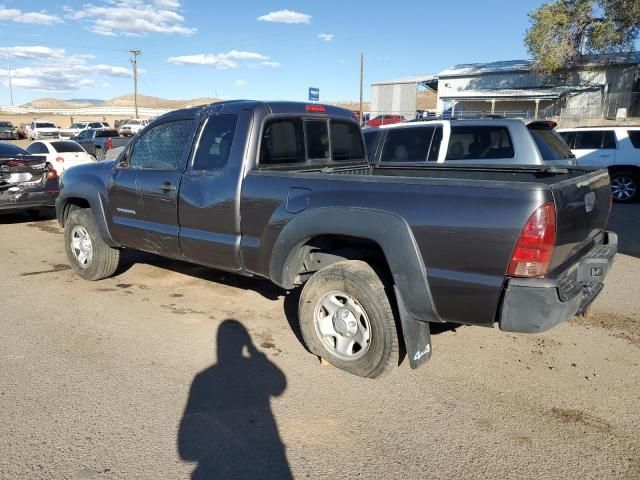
{"left": 0, "top": 6, "right": 61, "bottom": 25}
{"left": 0, "top": 45, "right": 132, "bottom": 92}
{"left": 235, "top": 79, "right": 247, "bottom": 86}
{"left": 66, "top": 1, "right": 196, "bottom": 37}
{"left": 259, "top": 61, "right": 281, "bottom": 68}
{"left": 257, "top": 9, "right": 311, "bottom": 24}
{"left": 168, "top": 50, "right": 277, "bottom": 70}
{"left": 318, "top": 33, "right": 334, "bottom": 42}
{"left": 103, "top": 81, "right": 111, "bottom": 88}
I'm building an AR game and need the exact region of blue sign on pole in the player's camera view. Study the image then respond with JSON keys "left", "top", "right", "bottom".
{"left": 309, "top": 87, "right": 319, "bottom": 102}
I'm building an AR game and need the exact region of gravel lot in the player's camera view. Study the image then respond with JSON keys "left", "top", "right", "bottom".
{"left": 0, "top": 205, "right": 638, "bottom": 479}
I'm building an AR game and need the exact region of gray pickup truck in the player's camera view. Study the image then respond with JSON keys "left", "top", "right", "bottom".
{"left": 72, "top": 129, "right": 130, "bottom": 160}
{"left": 56, "top": 101, "right": 616, "bottom": 378}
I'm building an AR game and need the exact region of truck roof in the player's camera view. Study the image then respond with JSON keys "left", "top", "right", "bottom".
{"left": 157, "top": 100, "right": 358, "bottom": 122}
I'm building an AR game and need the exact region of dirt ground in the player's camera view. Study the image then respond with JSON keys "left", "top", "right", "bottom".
{"left": 0, "top": 204, "right": 638, "bottom": 479}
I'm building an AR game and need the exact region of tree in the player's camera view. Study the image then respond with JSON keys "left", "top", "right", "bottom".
{"left": 525, "top": 0, "right": 640, "bottom": 74}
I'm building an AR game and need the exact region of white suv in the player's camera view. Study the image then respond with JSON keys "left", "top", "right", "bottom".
{"left": 558, "top": 126, "right": 640, "bottom": 202}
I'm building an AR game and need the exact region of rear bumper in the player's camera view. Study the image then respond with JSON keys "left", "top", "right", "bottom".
{"left": 0, "top": 182, "right": 59, "bottom": 212}
{"left": 498, "top": 231, "right": 617, "bottom": 333}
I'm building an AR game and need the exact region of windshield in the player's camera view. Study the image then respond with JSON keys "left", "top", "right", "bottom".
{"left": 0, "top": 122, "right": 13, "bottom": 128}
{"left": 69, "top": 123, "right": 87, "bottom": 129}
{"left": 529, "top": 127, "right": 575, "bottom": 160}
{"left": 51, "top": 141, "right": 85, "bottom": 153}
{"left": 35, "top": 122, "right": 56, "bottom": 128}
{"left": 126, "top": 120, "right": 141, "bottom": 125}
{"left": 0, "top": 143, "right": 28, "bottom": 156}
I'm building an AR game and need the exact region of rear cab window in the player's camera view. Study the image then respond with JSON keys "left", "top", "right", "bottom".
{"left": 96, "top": 130, "right": 119, "bottom": 138}
{"left": 446, "top": 125, "right": 514, "bottom": 160}
{"left": 259, "top": 117, "right": 364, "bottom": 167}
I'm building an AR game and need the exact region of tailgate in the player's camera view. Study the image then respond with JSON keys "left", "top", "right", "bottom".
{"left": 0, "top": 156, "right": 48, "bottom": 189}
{"left": 549, "top": 169, "right": 611, "bottom": 273}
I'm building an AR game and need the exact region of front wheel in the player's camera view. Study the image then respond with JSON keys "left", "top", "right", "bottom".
{"left": 64, "top": 208, "right": 120, "bottom": 280}
{"left": 610, "top": 171, "right": 638, "bottom": 203}
{"left": 298, "top": 260, "right": 399, "bottom": 378}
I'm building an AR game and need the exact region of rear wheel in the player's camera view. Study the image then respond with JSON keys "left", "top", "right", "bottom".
{"left": 610, "top": 171, "right": 638, "bottom": 203}
{"left": 298, "top": 260, "right": 399, "bottom": 378}
{"left": 64, "top": 208, "right": 120, "bottom": 280}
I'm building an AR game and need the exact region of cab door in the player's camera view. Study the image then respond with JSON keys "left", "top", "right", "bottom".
{"left": 178, "top": 111, "right": 248, "bottom": 271}
{"left": 107, "top": 117, "right": 196, "bottom": 257}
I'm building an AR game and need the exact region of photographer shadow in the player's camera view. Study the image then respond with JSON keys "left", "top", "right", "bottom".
{"left": 177, "top": 319, "right": 292, "bottom": 480}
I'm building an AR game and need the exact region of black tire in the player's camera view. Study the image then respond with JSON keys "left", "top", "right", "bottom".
{"left": 95, "top": 148, "right": 105, "bottom": 161}
{"left": 64, "top": 208, "right": 120, "bottom": 281}
{"left": 610, "top": 170, "right": 638, "bottom": 203}
{"left": 299, "top": 260, "right": 399, "bottom": 378}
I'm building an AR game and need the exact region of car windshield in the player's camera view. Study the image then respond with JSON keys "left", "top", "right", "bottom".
{"left": 51, "top": 141, "right": 85, "bottom": 153}
{"left": 35, "top": 122, "right": 56, "bottom": 128}
{"left": 126, "top": 120, "right": 141, "bottom": 125}
{"left": 0, "top": 122, "right": 13, "bottom": 128}
{"left": 69, "top": 123, "right": 87, "bottom": 128}
{"left": 0, "top": 143, "right": 28, "bottom": 156}
{"left": 528, "top": 126, "right": 575, "bottom": 160}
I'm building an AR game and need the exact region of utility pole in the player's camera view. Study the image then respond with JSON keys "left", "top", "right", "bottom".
{"left": 129, "top": 49, "right": 142, "bottom": 119}
{"left": 359, "top": 53, "right": 364, "bottom": 126}
{"left": 4, "top": 52, "right": 14, "bottom": 106}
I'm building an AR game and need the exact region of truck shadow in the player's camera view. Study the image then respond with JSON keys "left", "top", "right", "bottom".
{"left": 116, "top": 249, "right": 284, "bottom": 301}
{"left": 0, "top": 208, "right": 56, "bottom": 224}
{"left": 177, "top": 319, "right": 292, "bottom": 480}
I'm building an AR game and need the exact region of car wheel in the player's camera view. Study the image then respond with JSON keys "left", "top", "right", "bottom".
{"left": 610, "top": 171, "right": 638, "bottom": 203}
{"left": 64, "top": 208, "right": 120, "bottom": 281}
{"left": 298, "top": 260, "right": 399, "bottom": 378}
{"left": 95, "top": 148, "right": 105, "bottom": 161}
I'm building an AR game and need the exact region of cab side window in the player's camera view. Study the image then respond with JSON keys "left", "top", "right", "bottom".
{"left": 192, "top": 114, "right": 238, "bottom": 171}
{"left": 128, "top": 120, "right": 194, "bottom": 170}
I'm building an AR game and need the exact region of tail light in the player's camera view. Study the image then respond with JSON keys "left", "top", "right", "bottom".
{"left": 47, "top": 164, "right": 58, "bottom": 180}
{"left": 105, "top": 138, "right": 113, "bottom": 149}
{"left": 507, "top": 203, "right": 556, "bottom": 277}
{"left": 55, "top": 156, "right": 64, "bottom": 163}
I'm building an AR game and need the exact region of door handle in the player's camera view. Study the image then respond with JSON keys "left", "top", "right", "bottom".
{"left": 158, "top": 182, "right": 176, "bottom": 192}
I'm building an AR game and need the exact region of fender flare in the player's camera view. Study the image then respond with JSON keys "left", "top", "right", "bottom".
{"left": 269, "top": 207, "right": 440, "bottom": 368}
{"left": 56, "top": 188, "right": 117, "bottom": 247}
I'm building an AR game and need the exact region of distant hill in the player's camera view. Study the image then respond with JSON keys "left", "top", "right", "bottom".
{"left": 21, "top": 94, "right": 221, "bottom": 110}
{"left": 69, "top": 98, "right": 104, "bottom": 105}
{"left": 101, "top": 94, "right": 220, "bottom": 109}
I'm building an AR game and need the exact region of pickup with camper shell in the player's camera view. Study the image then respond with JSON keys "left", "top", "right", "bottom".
{"left": 56, "top": 101, "right": 616, "bottom": 378}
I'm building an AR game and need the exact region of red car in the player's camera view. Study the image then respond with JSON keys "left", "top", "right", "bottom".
{"left": 366, "top": 114, "right": 405, "bottom": 127}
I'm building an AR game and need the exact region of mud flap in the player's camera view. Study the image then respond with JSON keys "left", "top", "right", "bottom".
{"left": 394, "top": 286, "right": 432, "bottom": 369}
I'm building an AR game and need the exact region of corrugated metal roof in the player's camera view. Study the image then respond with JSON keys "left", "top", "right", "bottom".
{"left": 439, "top": 85, "right": 599, "bottom": 100}
{"left": 438, "top": 51, "right": 640, "bottom": 78}
{"left": 371, "top": 74, "right": 437, "bottom": 86}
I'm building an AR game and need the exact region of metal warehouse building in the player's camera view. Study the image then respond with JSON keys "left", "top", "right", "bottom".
{"left": 370, "top": 52, "right": 640, "bottom": 123}
{"left": 370, "top": 75, "right": 438, "bottom": 119}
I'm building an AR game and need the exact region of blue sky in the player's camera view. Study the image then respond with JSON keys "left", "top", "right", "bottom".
{"left": 0, "top": 0, "right": 633, "bottom": 104}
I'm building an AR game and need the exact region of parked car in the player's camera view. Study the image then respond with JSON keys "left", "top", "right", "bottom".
{"left": 26, "top": 121, "right": 60, "bottom": 140}
{"left": 72, "top": 129, "right": 130, "bottom": 160}
{"left": 363, "top": 119, "right": 576, "bottom": 166}
{"left": 114, "top": 119, "right": 132, "bottom": 130}
{"left": 0, "top": 121, "right": 18, "bottom": 140}
{"left": 26, "top": 140, "right": 94, "bottom": 175}
{"left": 557, "top": 126, "right": 640, "bottom": 202}
{"left": 118, "top": 119, "right": 149, "bottom": 137}
{"left": 366, "top": 114, "right": 405, "bottom": 128}
{"left": 59, "top": 121, "right": 107, "bottom": 139}
{"left": 57, "top": 101, "right": 616, "bottom": 378}
{"left": 0, "top": 141, "right": 59, "bottom": 215}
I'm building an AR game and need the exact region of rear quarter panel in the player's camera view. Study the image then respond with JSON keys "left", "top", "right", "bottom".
{"left": 241, "top": 172, "right": 547, "bottom": 326}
